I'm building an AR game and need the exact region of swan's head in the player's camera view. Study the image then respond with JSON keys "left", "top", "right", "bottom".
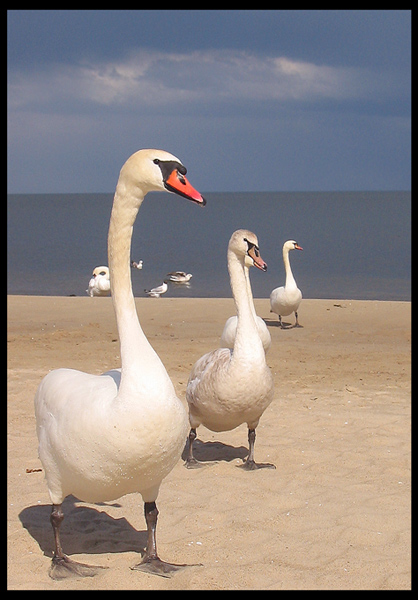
{"left": 229, "top": 229, "right": 267, "bottom": 272}
{"left": 283, "top": 240, "right": 303, "bottom": 252}
{"left": 120, "top": 149, "right": 206, "bottom": 206}
{"left": 91, "top": 266, "right": 110, "bottom": 279}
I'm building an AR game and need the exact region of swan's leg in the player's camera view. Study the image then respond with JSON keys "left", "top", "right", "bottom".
{"left": 278, "top": 315, "right": 285, "bottom": 329}
{"left": 48, "top": 504, "right": 106, "bottom": 579}
{"left": 293, "top": 311, "right": 302, "bottom": 328}
{"left": 238, "top": 428, "right": 276, "bottom": 471}
{"left": 184, "top": 428, "right": 203, "bottom": 468}
{"left": 131, "top": 502, "right": 190, "bottom": 577}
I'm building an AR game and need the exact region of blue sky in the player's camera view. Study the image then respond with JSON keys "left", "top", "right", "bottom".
{"left": 7, "top": 10, "right": 411, "bottom": 193}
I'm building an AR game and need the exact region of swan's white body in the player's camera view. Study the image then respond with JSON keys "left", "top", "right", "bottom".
{"left": 34, "top": 149, "right": 205, "bottom": 576}
{"left": 87, "top": 266, "right": 111, "bottom": 297}
{"left": 166, "top": 271, "right": 192, "bottom": 283}
{"left": 220, "top": 256, "right": 271, "bottom": 352}
{"left": 144, "top": 281, "right": 168, "bottom": 297}
{"left": 269, "top": 240, "right": 303, "bottom": 328}
{"left": 186, "top": 230, "right": 274, "bottom": 468}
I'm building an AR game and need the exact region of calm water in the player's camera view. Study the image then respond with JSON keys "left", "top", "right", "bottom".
{"left": 7, "top": 191, "right": 411, "bottom": 301}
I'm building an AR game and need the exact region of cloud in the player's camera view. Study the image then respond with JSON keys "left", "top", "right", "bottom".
{"left": 8, "top": 49, "right": 395, "bottom": 116}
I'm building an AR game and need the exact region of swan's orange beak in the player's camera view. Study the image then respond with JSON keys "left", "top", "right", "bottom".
{"left": 165, "top": 169, "right": 206, "bottom": 206}
{"left": 295, "top": 243, "right": 303, "bottom": 250}
{"left": 248, "top": 246, "right": 267, "bottom": 272}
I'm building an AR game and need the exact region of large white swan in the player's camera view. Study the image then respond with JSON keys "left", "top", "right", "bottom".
{"left": 34, "top": 149, "right": 206, "bottom": 579}
{"left": 220, "top": 254, "right": 271, "bottom": 352}
{"left": 185, "top": 230, "right": 275, "bottom": 470}
{"left": 269, "top": 240, "right": 303, "bottom": 328}
{"left": 87, "top": 266, "right": 111, "bottom": 297}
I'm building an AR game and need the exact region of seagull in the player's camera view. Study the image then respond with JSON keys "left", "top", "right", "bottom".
{"left": 144, "top": 281, "right": 168, "bottom": 297}
{"left": 131, "top": 260, "right": 143, "bottom": 269}
{"left": 166, "top": 271, "right": 192, "bottom": 283}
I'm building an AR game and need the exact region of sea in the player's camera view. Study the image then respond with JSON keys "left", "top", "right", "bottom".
{"left": 7, "top": 191, "right": 411, "bottom": 301}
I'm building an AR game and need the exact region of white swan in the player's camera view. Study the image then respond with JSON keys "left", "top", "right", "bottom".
{"left": 220, "top": 254, "right": 271, "bottom": 352}
{"left": 185, "top": 230, "right": 275, "bottom": 470}
{"left": 166, "top": 271, "right": 193, "bottom": 283}
{"left": 87, "top": 266, "right": 111, "bottom": 297}
{"left": 269, "top": 240, "right": 303, "bottom": 328}
{"left": 144, "top": 281, "right": 168, "bottom": 297}
{"left": 34, "top": 149, "right": 206, "bottom": 579}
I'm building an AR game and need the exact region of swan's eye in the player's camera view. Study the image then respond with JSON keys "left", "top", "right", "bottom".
{"left": 153, "top": 158, "right": 160, "bottom": 164}
{"left": 244, "top": 238, "right": 259, "bottom": 256}
{"left": 99, "top": 271, "right": 106, "bottom": 276}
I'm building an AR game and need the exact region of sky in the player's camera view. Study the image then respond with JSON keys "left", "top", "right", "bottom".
{"left": 7, "top": 10, "right": 411, "bottom": 193}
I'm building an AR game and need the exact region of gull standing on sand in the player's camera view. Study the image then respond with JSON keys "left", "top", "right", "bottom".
{"left": 269, "top": 240, "right": 303, "bottom": 328}
{"left": 185, "top": 230, "right": 275, "bottom": 470}
{"left": 144, "top": 281, "right": 168, "bottom": 297}
{"left": 34, "top": 149, "right": 206, "bottom": 579}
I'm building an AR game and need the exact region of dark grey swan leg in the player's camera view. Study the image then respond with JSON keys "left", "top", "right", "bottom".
{"left": 238, "top": 428, "right": 276, "bottom": 471}
{"left": 48, "top": 504, "right": 106, "bottom": 579}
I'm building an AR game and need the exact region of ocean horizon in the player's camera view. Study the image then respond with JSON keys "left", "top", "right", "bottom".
{"left": 7, "top": 191, "right": 411, "bottom": 302}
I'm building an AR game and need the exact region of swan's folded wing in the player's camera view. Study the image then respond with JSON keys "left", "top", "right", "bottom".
{"left": 186, "top": 347, "right": 231, "bottom": 401}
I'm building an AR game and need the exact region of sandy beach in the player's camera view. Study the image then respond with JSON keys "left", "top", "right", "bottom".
{"left": 7, "top": 295, "right": 411, "bottom": 590}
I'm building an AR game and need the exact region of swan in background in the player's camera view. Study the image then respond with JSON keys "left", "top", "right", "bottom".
{"left": 220, "top": 254, "right": 271, "bottom": 352}
{"left": 131, "top": 260, "right": 143, "bottom": 269}
{"left": 144, "top": 281, "right": 168, "bottom": 297}
{"left": 185, "top": 230, "right": 275, "bottom": 471}
{"left": 34, "top": 149, "right": 206, "bottom": 579}
{"left": 166, "top": 271, "right": 193, "bottom": 283}
{"left": 269, "top": 240, "right": 303, "bottom": 328}
{"left": 87, "top": 266, "right": 111, "bottom": 297}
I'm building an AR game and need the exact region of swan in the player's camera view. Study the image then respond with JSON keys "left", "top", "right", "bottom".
{"left": 269, "top": 240, "right": 303, "bottom": 328}
{"left": 166, "top": 271, "right": 193, "bottom": 283}
{"left": 87, "top": 266, "right": 111, "bottom": 297}
{"left": 131, "top": 260, "right": 143, "bottom": 269}
{"left": 144, "top": 281, "right": 168, "bottom": 297}
{"left": 220, "top": 254, "right": 271, "bottom": 352}
{"left": 34, "top": 149, "right": 206, "bottom": 579}
{"left": 185, "top": 230, "right": 275, "bottom": 471}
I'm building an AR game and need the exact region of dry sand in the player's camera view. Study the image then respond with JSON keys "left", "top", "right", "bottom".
{"left": 7, "top": 295, "right": 411, "bottom": 590}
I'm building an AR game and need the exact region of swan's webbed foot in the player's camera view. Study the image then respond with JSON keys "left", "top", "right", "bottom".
{"left": 133, "top": 501, "right": 202, "bottom": 578}
{"left": 49, "top": 554, "right": 106, "bottom": 580}
{"left": 238, "top": 459, "right": 276, "bottom": 471}
{"left": 48, "top": 503, "right": 107, "bottom": 579}
{"left": 184, "top": 456, "right": 205, "bottom": 469}
{"left": 293, "top": 312, "right": 302, "bottom": 328}
{"left": 237, "top": 428, "right": 276, "bottom": 471}
{"left": 131, "top": 556, "right": 190, "bottom": 578}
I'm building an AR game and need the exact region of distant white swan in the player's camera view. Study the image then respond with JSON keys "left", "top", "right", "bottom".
{"left": 220, "top": 255, "right": 271, "bottom": 352}
{"left": 166, "top": 271, "right": 192, "bottom": 283}
{"left": 144, "top": 281, "right": 168, "bottom": 297}
{"left": 131, "top": 260, "right": 143, "bottom": 269}
{"left": 185, "top": 230, "right": 275, "bottom": 470}
{"left": 34, "top": 149, "right": 206, "bottom": 579}
{"left": 269, "top": 240, "right": 303, "bottom": 328}
{"left": 87, "top": 266, "right": 111, "bottom": 297}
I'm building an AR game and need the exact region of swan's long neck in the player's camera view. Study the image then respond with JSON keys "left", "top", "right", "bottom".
{"left": 108, "top": 184, "right": 171, "bottom": 398}
{"left": 283, "top": 248, "right": 297, "bottom": 289}
{"left": 228, "top": 252, "right": 263, "bottom": 361}
{"left": 244, "top": 266, "right": 257, "bottom": 321}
